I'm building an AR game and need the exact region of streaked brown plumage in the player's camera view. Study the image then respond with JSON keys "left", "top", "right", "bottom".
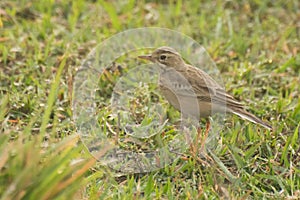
{"left": 138, "top": 46, "right": 272, "bottom": 130}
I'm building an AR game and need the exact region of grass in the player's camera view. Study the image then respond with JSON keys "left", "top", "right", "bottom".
{"left": 0, "top": 0, "right": 300, "bottom": 199}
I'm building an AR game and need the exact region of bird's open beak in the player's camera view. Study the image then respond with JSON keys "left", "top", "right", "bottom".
{"left": 138, "top": 55, "right": 153, "bottom": 62}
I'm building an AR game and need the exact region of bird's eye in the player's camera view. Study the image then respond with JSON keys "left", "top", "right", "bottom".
{"left": 159, "top": 55, "right": 167, "bottom": 61}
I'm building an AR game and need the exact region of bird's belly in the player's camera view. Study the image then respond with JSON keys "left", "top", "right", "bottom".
{"left": 160, "top": 86, "right": 213, "bottom": 118}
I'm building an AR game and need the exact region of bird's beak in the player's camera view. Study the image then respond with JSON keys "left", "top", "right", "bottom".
{"left": 138, "top": 54, "right": 153, "bottom": 62}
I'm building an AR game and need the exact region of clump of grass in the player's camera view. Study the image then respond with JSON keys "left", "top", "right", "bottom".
{"left": 0, "top": 56, "right": 102, "bottom": 199}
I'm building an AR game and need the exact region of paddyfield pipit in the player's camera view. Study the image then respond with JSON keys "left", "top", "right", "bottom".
{"left": 138, "top": 46, "right": 272, "bottom": 131}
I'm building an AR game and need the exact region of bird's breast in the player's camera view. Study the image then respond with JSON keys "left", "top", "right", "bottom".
{"left": 158, "top": 71, "right": 213, "bottom": 118}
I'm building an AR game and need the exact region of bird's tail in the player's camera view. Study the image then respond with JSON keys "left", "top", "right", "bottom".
{"left": 230, "top": 108, "right": 272, "bottom": 130}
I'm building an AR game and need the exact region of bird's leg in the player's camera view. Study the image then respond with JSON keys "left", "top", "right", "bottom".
{"left": 205, "top": 119, "right": 211, "bottom": 135}
{"left": 191, "top": 125, "right": 202, "bottom": 156}
{"left": 200, "top": 119, "right": 210, "bottom": 152}
{"left": 190, "top": 119, "right": 210, "bottom": 156}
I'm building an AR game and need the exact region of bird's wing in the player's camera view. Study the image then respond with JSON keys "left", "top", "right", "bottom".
{"left": 185, "top": 66, "right": 244, "bottom": 109}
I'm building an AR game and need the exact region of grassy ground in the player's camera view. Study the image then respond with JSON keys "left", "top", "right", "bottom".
{"left": 1, "top": 0, "right": 300, "bottom": 199}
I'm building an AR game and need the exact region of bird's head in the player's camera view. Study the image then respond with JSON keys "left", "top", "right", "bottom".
{"left": 138, "top": 46, "right": 185, "bottom": 70}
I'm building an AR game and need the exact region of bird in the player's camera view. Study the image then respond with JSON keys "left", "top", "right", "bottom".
{"left": 138, "top": 46, "right": 272, "bottom": 133}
